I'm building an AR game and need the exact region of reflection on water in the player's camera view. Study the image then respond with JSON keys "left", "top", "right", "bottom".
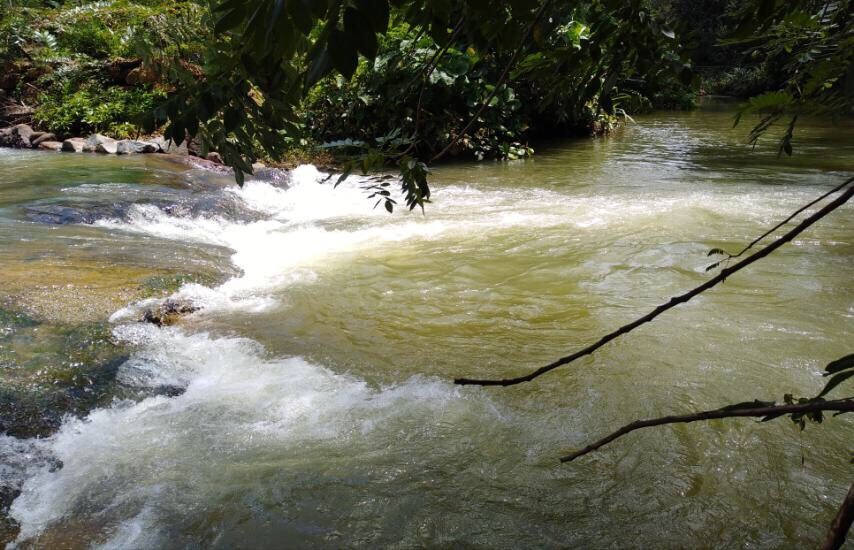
{"left": 0, "top": 105, "right": 852, "bottom": 548}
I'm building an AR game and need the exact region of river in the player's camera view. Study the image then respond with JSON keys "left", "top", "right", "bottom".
{"left": 1, "top": 102, "right": 852, "bottom": 548}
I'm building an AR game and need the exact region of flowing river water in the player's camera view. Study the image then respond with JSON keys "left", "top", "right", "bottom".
{"left": 0, "top": 102, "right": 852, "bottom": 548}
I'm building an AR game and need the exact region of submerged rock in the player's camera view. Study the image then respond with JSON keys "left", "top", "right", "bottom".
{"left": 24, "top": 203, "right": 131, "bottom": 225}
{"left": 140, "top": 299, "right": 200, "bottom": 327}
{"left": 251, "top": 166, "right": 292, "bottom": 187}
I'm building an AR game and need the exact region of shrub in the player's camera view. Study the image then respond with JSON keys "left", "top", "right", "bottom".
{"left": 33, "top": 82, "right": 165, "bottom": 137}
{"left": 702, "top": 65, "right": 775, "bottom": 98}
{"left": 301, "top": 27, "right": 534, "bottom": 161}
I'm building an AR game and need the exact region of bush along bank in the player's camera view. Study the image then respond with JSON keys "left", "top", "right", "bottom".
{"left": 1, "top": 1, "right": 699, "bottom": 174}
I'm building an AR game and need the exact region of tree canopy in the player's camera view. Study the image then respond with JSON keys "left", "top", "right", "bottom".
{"left": 140, "top": 0, "right": 688, "bottom": 207}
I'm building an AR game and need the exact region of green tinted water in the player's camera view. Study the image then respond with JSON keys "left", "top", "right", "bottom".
{"left": 1, "top": 103, "right": 852, "bottom": 548}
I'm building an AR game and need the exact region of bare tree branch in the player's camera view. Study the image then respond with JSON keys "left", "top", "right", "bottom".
{"left": 710, "top": 176, "right": 853, "bottom": 264}
{"left": 822, "top": 483, "right": 854, "bottom": 550}
{"left": 429, "top": 0, "right": 553, "bottom": 163}
{"left": 559, "top": 399, "right": 854, "bottom": 463}
{"left": 395, "top": 20, "right": 465, "bottom": 159}
{"left": 454, "top": 181, "right": 854, "bottom": 386}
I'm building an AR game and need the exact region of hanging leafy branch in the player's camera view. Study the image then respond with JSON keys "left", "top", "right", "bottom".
{"left": 561, "top": 354, "right": 854, "bottom": 463}
{"left": 704, "top": 176, "right": 853, "bottom": 271}
{"left": 428, "top": 0, "right": 553, "bottom": 163}
{"left": 728, "top": 0, "right": 853, "bottom": 155}
{"left": 560, "top": 398, "right": 854, "bottom": 462}
{"left": 455, "top": 179, "right": 854, "bottom": 386}
{"left": 559, "top": 353, "right": 854, "bottom": 547}
{"left": 557, "top": 352, "right": 854, "bottom": 547}
{"left": 137, "top": 0, "right": 687, "bottom": 207}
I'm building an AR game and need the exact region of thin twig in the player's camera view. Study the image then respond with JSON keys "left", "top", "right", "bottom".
{"left": 713, "top": 176, "right": 853, "bottom": 263}
{"left": 396, "top": 20, "right": 465, "bottom": 159}
{"left": 560, "top": 399, "right": 854, "bottom": 462}
{"left": 429, "top": 0, "right": 553, "bottom": 163}
{"left": 454, "top": 181, "right": 854, "bottom": 386}
{"left": 822, "top": 483, "right": 854, "bottom": 550}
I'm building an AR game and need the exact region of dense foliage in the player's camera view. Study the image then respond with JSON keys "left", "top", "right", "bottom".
{"left": 0, "top": 1, "right": 183, "bottom": 137}
{"left": 139, "top": 0, "right": 689, "bottom": 209}
{"left": 0, "top": 0, "right": 850, "bottom": 206}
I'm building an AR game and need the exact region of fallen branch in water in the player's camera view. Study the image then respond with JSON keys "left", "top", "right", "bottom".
{"left": 559, "top": 398, "right": 854, "bottom": 462}
{"left": 454, "top": 180, "right": 854, "bottom": 386}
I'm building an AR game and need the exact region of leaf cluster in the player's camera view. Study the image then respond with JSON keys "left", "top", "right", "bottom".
{"left": 141, "top": 0, "right": 690, "bottom": 209}
{"left": 729, "top": 0, "right": 853, "bottom": 155}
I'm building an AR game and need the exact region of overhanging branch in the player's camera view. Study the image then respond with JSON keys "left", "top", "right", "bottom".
{"left": 712, "top": 176, "right": 853, "bottom": 263}
{"left": 560, "top": 399, "right": 854, "bottom": 463}
{"left": 822, "top": 483, "right": 854, "bottom": 550}
{"left": 429, "top": 0, "right": 553, "bottom": 163}
{"left": 454, "top": 181, "right": 854, "bottom": 386}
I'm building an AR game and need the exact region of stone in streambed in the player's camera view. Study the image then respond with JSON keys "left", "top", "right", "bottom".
{"left": 83, "top": 133, "right": 114, "bottom": 153}
{"left": 24, "top": 204, "right": 129, "bottom": 225}
{"left": 61, "top": 137, "right": 86, "bottom": 152}
{"left": 140, "top": 299, "right": 200, "bottom": 327}
{"left": 0, "top": 124, "right": 34, "bottom": 149}
{"left": 94, "top": 139, "right": 119, "bottom": 154}
{"left": 116, "top": 139, "right": 157, "bottom": 154}
{"left": 150, "top": 136, "right": 188, "bottom": 155}
{"left": 38, "top": 141, "right": 63, "bottom": 151}
{"left": 30, "top": 132, "right": 56, "bottom": 148}
{"left": 205, "top": 151, "right": 223, "bottom": 164}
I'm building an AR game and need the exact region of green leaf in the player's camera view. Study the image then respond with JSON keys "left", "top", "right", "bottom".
{"left": 358, "top": 0, "right": 389, "bottom": 33}
{"left": 305, "top": 47, "right": 333, "bottom": 88}
{"left": 287, "top": 0, "right": 314, "bottom": 34}
{"left": 328, "top": 28, "right": 359, "bottom": 79}
{"left": 825, "top": 353, "right": 854, "bottom": 375}
{"left": 344, "top": 8, "right": 378, "bottom": 59}
{"left": 215, "top": 10, "right": 243, "bottom": 34}
{"left": 335, "top": 168, "right": 352, "bottom": 188}
{"left": 214, "top": 0, "right": 244, "bottom": 13}
{"left": 818, "top": 371, "right": 854, "bottom": 398}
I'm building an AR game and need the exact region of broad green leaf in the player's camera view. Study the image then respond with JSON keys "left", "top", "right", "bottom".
{"left": 825, "top": 354, "right": 854, "bottom": 375}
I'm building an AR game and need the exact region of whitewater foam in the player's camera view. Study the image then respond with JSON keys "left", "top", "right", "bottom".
{"left": 96, "top": 164, "right": 778, "bottom": 316}
{"left": 7, "top": 325, "right": 490, "bottom": 548}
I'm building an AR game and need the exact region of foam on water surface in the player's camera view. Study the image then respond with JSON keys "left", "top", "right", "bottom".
{"left": 8, "top": 325, "right": 497, "bottom": 548}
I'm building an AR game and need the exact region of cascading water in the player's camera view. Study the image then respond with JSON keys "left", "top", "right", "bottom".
{"left": 1, "top": 104, "right": 852, "bottom": 548}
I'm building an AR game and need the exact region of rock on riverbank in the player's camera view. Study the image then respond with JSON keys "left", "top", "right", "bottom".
{"left": 0, "top": 124, "right": 169, "bottom": 156}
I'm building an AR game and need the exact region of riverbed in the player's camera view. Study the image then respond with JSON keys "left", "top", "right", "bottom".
{"left": 1, "top": 103, "right": 852, "bottom": 547}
